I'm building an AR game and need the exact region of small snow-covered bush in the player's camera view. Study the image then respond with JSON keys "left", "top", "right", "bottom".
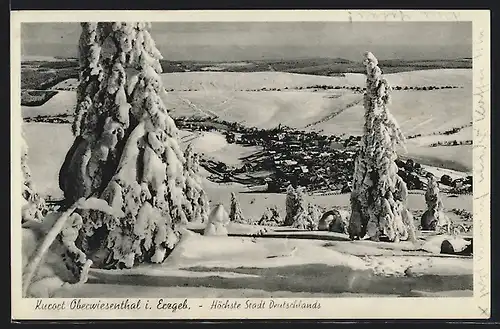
{"left": 204, "top": 204, "right": 230, "bottom": 236}
{"left": 440, "top": 174, "right": 453, "bottom": 186}
{"left": 258, "top": 205, "right": 283, "bottom": 226}
{"left": 291, "top": 187, "right": 317, "bottom": 230}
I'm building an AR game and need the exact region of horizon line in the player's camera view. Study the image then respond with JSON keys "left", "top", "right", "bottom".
{"left": 21, "top": 55, "right": 473, "bottom": 63}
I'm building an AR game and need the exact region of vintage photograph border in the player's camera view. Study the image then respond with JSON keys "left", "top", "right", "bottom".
{"left": 11, "top": 9, "right": 491, "bottom": 320}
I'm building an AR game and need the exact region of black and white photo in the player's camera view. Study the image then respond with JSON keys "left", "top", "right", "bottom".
{"left": 11, "top": 10, "right": 491, "bottom": 320}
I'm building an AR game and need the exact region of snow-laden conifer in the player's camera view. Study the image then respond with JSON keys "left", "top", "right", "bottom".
{"left": 284, "top": 184, "right": 298, "bottom": 226}
{"left": 291, "top": 187, "right": 317, "bottom": 230}
{"left": 59, "top": 22, "right": 208, "bottom": 268}
{"left": 348, "top": 52, "right": 416, "bottom": 242}
{"left": 421, "top": 174, "right": 450, "bottom": 231}
{"left": 285, "top": 186, "right": 317, "bottom": 230}
{"left": 183, "top": 144, "right": 209, "bottom": 223}
{"left": 229, "top": 192, "right": 246, "bottom": 224}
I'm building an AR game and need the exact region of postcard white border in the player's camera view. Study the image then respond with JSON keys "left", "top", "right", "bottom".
{"left": 11, "top": 9, "right": 491, "bottom": 320}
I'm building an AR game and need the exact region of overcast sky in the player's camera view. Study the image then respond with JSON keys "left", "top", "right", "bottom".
{"left": 21, "top": 22, "right": 472, "bottom": 61}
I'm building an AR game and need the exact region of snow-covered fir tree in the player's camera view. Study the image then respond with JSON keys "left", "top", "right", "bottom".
{"left": 421, "top": 174, "right": 450, "bottom": 231}
{"left": 291, "top": 209, "right": 314, "bottom": 230}
{"left": 229, "top": 192, "right": 246, "bottom": 224}
{"left": 183, "top": 143, "right": 209, "bottom": 223}
{"left": 284, "top": 184, "right": 298, "bottom": 226}
{"left": 348, "top": 51, "right": 416, "bottom": 242}
{"left": 283, "top": 185, "right": 320, "bottom": 230}
{"left": 284, "top": 186, "right": 317, "bottom": 230}
{"left": 58, "top": 22, "right": 209, "bottom": 269}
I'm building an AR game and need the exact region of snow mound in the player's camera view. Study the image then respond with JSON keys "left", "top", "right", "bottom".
{"left": 165, "top": 232, "right": 369, "bottom": 271}
{"left": 363, "top": 254, "right": 472, "bottom": 277}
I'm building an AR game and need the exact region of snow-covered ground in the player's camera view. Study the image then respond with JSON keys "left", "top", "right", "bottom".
{"left": 312, "top": 88, "right": 472, "bottom": 137}
{"left": 21, "top": 69, "right": 472, "bottom": 171}
{"left": 159, "top": 69, "right": 471, "bottom": 91}
{"left": 178, "top": 130, "right": 262, "bottom": 167}
{"left": 163, "top": 69, "right": 472, "bottom": 171}
{"left": 161, "top": 71, "right": 365, "bottom": 92}
{"left": 384, "top": 69, "right": 472, "bottom": 88}
{"left": 32, "top": 228, "right": 472, "bottom": 298}
{"left": 404, "top": 144, "right": 472, "bottom": 173}
{"left": 20, "top": 69, "right": 474, "bottom": 298}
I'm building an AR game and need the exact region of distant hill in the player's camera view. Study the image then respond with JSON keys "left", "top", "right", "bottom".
{"left": 21, "top": 66, "right": 473, "bottom": 172}
{"left": 20, "top": 56, "right": 473, "bottom": 78}
{"left": 158, "top": 57, "right": 472, "bottom": 76}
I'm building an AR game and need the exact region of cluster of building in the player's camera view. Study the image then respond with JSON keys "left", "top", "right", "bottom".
{"left": 174, "top": 118, "right": 361, "bottom": 191}
{"left": 229, "top": 125, "right": 359, "bottom": 193}
{"left": 174, "top": 117, "right": 471, "bottom": 195}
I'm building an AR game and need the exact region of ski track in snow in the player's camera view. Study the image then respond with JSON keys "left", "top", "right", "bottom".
{"left": 175, "top": 93, "right": 219, "bottom": 118}
{"left": 305, "top": 98, "right": 363, "bottom": 129}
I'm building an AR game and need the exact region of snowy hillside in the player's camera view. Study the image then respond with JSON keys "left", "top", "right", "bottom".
{"left": 21, "top": 69, "right": 473, "bottom": 174}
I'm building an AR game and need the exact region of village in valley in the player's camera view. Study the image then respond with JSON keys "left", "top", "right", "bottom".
{"left": 174, "top": 117, "right": 472, "bottom": 196}
{"left": 23, "top": 111, "right": 474, "bottom": 198}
